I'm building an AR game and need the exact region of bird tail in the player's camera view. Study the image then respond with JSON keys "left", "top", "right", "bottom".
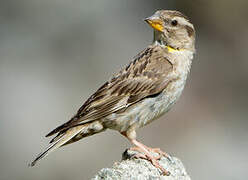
{"left": 29, "top": 121, "right": 104, "bottom": 167}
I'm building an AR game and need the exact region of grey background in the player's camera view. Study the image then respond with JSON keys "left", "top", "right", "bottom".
{"left": 0, "top": 0, "right": 248, "bottom": 179}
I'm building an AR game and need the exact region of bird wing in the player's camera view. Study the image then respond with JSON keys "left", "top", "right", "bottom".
{"left": 46, "top": 45, "right": 173, "bottom": 137}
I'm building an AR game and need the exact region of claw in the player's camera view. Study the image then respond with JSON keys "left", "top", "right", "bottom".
{"left": 146, "top": 147, "right": 173, "bottom": 161}
{"left": 130, "top": 146, "right": 169, "bottom": 160}
{"left": 121, "top": 132, "right": 171, "bottom": 176}
{"left": 129, "top": 146, "right": 170, "bottom": 175}
{"left": 131, "top": 151, "right": 170, "bottom": 175}
{"left": 131, "top": 153, "right": 147, "bottom": 160}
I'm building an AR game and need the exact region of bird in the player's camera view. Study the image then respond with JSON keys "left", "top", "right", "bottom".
{"left": 29, "top": 10, "right": 195, "bottom": 176}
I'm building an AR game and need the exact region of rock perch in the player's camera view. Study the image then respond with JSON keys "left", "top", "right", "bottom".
{"left": 92, "top": 150, "right": 191, "bottom": 180}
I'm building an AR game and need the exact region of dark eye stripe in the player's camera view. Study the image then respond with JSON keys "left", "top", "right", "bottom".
{"left": 185, "top": 25, "right": 194, "bottom": 37}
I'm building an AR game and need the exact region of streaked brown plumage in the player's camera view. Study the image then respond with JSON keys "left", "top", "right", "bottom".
{"left": 30, "top": 10, "right": 196, "bottom": 176}
{"left": 47, "top": 46, "right": 173, "bottom": 138}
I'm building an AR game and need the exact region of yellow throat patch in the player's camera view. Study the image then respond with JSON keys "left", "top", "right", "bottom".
{"left": 166, "top": 46, "right": 181, "bottom": 53}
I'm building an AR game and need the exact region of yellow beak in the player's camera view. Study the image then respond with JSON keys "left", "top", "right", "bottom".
{"left": 144, "top": 15, "right": 164, "bottom": 32}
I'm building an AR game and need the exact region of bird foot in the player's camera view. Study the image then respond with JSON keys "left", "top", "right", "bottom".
{"left": 148, "top": 147, "right": 166, "bottom": 159}
{"left": 121, "top": 133, "right": 171, "bottom": 175}
{"left": 129, "top": 146, "right": 169, "bottom": 160}
{"left": 131, "top": 150, "right": 170, "bottom": 176}
{"left": 146, "top": 147, "right": 172, "bottom": 161}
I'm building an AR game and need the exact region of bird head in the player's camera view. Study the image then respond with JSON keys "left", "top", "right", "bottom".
{"left": 145, "top": 10, "right": 195, "bottom": 51}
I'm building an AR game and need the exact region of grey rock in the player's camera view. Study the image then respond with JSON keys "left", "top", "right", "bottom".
{"left": 92, "top": 150, "right": 191, "bottom": 180}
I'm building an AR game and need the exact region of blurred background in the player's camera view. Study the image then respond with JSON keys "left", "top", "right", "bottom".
{"left": 0, "top": 0, "right": 248, "bottom": 179}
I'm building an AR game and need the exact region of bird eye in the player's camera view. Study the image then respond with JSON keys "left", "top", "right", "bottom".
{"left": 171, "top": 20, "right": 178, "bottom": 26}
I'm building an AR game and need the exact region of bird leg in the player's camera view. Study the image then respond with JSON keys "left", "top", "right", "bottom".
{"left": 130, "top": 139, "right": 170, "bottom": 176}
{"left": 121, "top": 132, "right": 170, "bottom": 175}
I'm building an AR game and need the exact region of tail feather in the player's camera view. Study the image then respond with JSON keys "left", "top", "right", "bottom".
{"left": 29, "top": 125, "right": 84, "bottom": 167}
{"left": 49, "top": 131, "right": 65, "bottom": 143}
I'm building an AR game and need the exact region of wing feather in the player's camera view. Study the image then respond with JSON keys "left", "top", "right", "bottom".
{"left": 46, "top": 45, "right": 173, "bottom": 137}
